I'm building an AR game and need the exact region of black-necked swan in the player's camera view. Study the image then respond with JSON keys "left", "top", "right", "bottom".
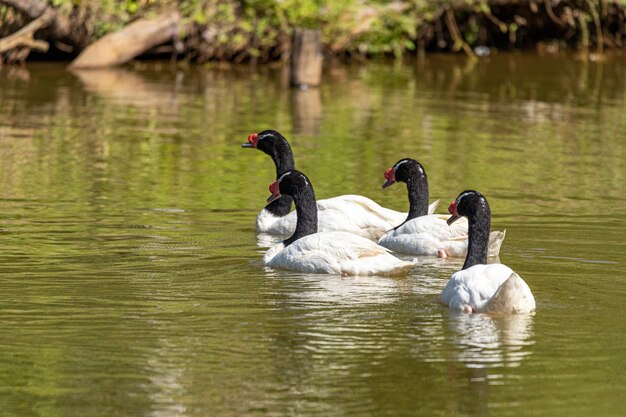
{"left": 441, "top": 190, "right": 535, "bottom": 314}
{"left": 242, "top": 130, "right": 438, "bottom": 240}
{"left": 377, "top": 158, "right": 506, "bottom": 258}
{"left": 262, "top": 170, "right": 417, "bottom": 276}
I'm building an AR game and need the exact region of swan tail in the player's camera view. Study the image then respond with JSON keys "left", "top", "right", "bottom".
{"left": 487, "top": 229, "right": 506, "bottom": 257}
{"left": 428, "top": 199, "right": 440, "bottom": 214}
{"left": 485, "top": 272, "right": 536, "bottom": 314}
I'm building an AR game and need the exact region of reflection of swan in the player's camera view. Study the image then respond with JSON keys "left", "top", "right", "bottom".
{"left": 146, "top": 354, "right": 189, "bottom": 417}
{"left": 446, "top": 312, "right": 535, "bottom": 368}
{"left": 256, "top": 232, "right": 282, "bottom": 248}
{"left": 263, "top": 269, "right": 405, "bottom": 306}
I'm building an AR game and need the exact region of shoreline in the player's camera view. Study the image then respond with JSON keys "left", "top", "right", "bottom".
{"left": 1, "top": 0, "right": 624, "bottom": 66}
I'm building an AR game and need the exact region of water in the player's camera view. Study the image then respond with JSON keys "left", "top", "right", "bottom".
{"left": 0, "top": 55, "right": 624, "bottom": 417}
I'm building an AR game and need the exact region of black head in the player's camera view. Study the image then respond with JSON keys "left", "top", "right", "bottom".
{"left": 243, "top": 130, "right": 295, "bottom": 178}
{"left": 243, "top": 130, "right": 292, "bottom": 155}
{"left": 267, "top": 170, "right": 313, "bottom": 203}
{"left": 447, "top": 190, "right": 489, "bottom": 225}
{"left": 448, "top": 190, "right": 492, "bottom": 269}
{"left": 382, "top": 158, "right": 427, "bottom": 189}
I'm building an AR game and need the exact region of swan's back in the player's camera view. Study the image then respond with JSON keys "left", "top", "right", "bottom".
{"left": 379, "top": 216, "right": 506, "bottom": 258}
{"left": 378, "top": 215, "right": 468, "bottom": 256}
{"left": 386, "top": 214, "right": 468, "bottom": 238}
{"left": 442, "top": 263, "right": 535, "bottom": 313}
{"left": 264, "top": 231, "right": 416, "bottom": 276}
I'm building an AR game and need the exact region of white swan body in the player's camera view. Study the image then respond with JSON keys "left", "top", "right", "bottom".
{"left": 441, "top": 263, "right": 536, "bottom": 314}
{"left": 378, "top": 215, "right": 506, "bottom": 258}
{"left": 378, "top": 214, "right": 468, "bottom": 256}
{"left": 257, "top": 195, "right": 440, "bottom": 240}
{"left": 264, "top": 231, "right": 416, "bottom": 276}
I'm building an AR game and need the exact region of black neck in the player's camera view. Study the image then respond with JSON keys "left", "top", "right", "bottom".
{"left": 271, "top": 144, "right": 295, "bottom": 178}
{"left": 404, "top": 174, "right": 430, "bottom": 222}
{"left": 266, "top": 145, "right": 295, "bottom": 217}
{"left": 284, "top": 186, "right": 317, "bottom": 246}
{"left": 462, "top": 203, "right": 491, "bottom": 269}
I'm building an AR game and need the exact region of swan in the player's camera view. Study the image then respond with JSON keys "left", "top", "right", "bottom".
{"left": 262, "top": 170, "right": 417, "bottom": 276}
{"left": 441, "top": 190, "right": 536, "bottom": 314}
{"left": 378, "top": 158, "right": 505, "bottom": 258}
{"left": 242, "top": 130, "right": 438, "bottom": 240}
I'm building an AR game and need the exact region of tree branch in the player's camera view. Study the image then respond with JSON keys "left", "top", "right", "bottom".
{"left": 0, "top": 9, "right": 52, "bottom": 55}
{"left": 444, "top": 7, "right": 476, "bottom": 57}
{"left": 0, "top": 0, "right": 75, "bottom": 45}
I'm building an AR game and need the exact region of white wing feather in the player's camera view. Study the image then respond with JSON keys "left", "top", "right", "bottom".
{"left": 378, "top": 215, "right": 505, "bottom": 258}
{"left": 378, "top": 215, "right": 468, "bottom": 256}
{"left": 264, "top": 231, "right": 416, "bottom": 276}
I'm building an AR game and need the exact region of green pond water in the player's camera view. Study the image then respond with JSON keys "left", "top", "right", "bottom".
{"left": 0, "top": 55, "right": 624, "bottom": 417}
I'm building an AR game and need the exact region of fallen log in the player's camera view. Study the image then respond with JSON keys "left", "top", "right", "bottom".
{"left": 69, "top": 12, "right": 181, "bottom": 69}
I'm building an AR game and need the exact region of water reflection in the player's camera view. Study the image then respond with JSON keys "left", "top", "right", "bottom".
{"left": 447, "top": 312, "right": 535, "bottom": 369}
{"left": 264, "top": 270, "right": 407, "bottom": 306}
{"left": 146, "top": 351, "right": 190, "bottom": 417}
{"left": 71, "top": 67, "right": 182, "bottom": 110}
{"left": 1, "top": 56, "right": 625, "bottom": 417}
{"left": 256, "top": 232, "right": 282, "bottom": 248}
{"left": 291, "top": 87, "right": 322, "bottom": 136}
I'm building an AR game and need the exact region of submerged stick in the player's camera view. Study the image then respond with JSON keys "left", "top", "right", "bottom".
{"left": 585, "top": 0, "right": 604, "bottom": 53}
{"left": 576, "top": 10, "right": 590, "bottom": 53}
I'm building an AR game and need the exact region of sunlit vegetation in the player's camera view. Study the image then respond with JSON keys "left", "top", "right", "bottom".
{"left": 1, "top": 0, "right": 625, "bottom": 62}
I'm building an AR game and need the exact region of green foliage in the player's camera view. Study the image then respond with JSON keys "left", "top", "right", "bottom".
{"left": 3, "top": 0, "right": 623, "bottom": 60}
{"left": 27, "top": 0, "right": 433, "bottom": 58}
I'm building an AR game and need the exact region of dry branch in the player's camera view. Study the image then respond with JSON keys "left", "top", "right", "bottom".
{"left": 444, "top": 8, "right": 476, "bottom": 57}
{"left": 544, "top": 0, "right": 566, "bottom": 26}
{"left": 0, "top": 9, "right": 52, "bottom": 55}
{"left": 585, "top": 0, "right": 604, "bottom": 53}
{"left": 0, "top": 0, "right": 75, "bottom": 44}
